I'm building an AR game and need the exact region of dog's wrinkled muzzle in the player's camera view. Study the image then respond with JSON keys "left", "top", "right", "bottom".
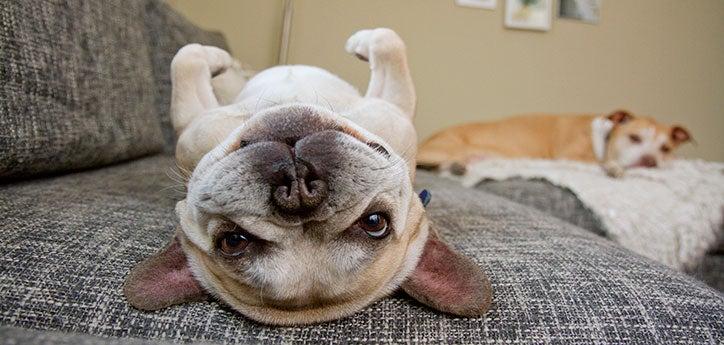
{"left": 236, "top": 106, "right": 366, "bottom": 147}
{"left": 234, "top": 106, "right": 373, "bottom": 218}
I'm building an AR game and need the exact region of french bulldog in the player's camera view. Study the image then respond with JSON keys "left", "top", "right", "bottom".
{"left": 417, "top": 110, "right": 692, "bottom": 177}
{"left": 124, "top": 28, "right": 492, "bottom": 325}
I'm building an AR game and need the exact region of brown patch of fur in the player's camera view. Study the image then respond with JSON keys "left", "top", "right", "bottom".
{"left": 417, "top": 112, "right": 691, "bottom": 169}
{"left": 606, "top": 109, "right": 633, "bottom": 124}
{"left": 417, "top": 114, "right": 600, "bottom": 168}
{"left": 671, "top": 126, "right": 692, "bottom": 144}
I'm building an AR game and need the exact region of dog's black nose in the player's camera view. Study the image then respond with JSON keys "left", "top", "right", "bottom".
{"left": 271, "top": 158, "right": 328, "bottom": 214}
{"left": 254, "top": 141, "right": 328, "bottom": 215}
{"left": 640, "top": 155, "right": 657, "bottom": 168}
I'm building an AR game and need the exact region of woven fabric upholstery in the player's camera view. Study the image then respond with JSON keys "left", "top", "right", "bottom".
{"left": 692, "top": 254, "right": 724, "bottom": 292}
{"left": 0, "top": 159, "right": 722, "bottom": 344}
{"left": 0, "top": 325, "right": 176, "bottom": 345}
{"left": 142, "top": 0, "right": 230, "bottom": 152}
{"left": 477, "top": 178, "right": 606, "bottom": 236}
{"left": 0, "top": 0, "right": 165, "bottom": 180}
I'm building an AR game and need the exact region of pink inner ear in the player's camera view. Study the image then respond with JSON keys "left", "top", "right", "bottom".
{"left": 671, "top": 127, "right": 691, "bottom": 143}
{"left": 607, "top": 110, "right": 633, "bottom": 124}
{"left": 123, "top": 236, "right": 207, "bottom": 311}
{"left": 402, "top": 232, "right": 492, "bottom": 317}
{"left": 413, "top": 239, "right": 479, "bottom": 301}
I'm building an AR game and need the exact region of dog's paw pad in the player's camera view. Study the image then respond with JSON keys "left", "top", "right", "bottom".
{"left": 604, "top": 165, "right": 625, "bottom": 178}
{"left": 202, "top": 46, "right": 234, "bottom": 74}
{"left": 345, "top": 29, "right": 374, "bottom": 61}
{"left": 345, "top": 28, "right": 405, "bottom": 65}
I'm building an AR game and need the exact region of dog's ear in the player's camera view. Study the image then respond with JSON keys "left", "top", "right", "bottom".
{"left": 607, "top": 110, "right": 634, "bottom": 125}
{"left": 123, "top": 234, "right": 207, "bottom": 310}
{"left": 671, "top": 125, "right": 692, "bottom": 145}
{"left": 402, "top": 230, "right": 492, "bottom": 316}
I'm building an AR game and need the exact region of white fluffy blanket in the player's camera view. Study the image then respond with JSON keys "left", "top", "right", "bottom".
{"left": 452, "top": 159, "right": 724, "bottom": 271}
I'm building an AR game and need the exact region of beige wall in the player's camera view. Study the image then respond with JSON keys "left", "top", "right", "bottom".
{"left": 168, "top": 0, "right": 724, "bottom": 161}
{"left": 166, "top": 0, "right": 283, "bottom": 69}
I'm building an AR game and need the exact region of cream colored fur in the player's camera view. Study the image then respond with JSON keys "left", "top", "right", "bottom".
{"left": 168, "top": 28, "right": 428, "bottom": 325}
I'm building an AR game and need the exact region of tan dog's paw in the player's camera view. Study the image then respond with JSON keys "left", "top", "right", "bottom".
{"left": 345, "top": 28, "right": 406, "bottom": 68}
{"left": 603, "top": 162, "right": 625, "bottom": 178}
{"left": 171, "top": 44, "right": 235, "bottom": 77}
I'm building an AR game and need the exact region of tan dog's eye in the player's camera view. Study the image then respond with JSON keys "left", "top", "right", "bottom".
{"left": 661, "top": 145, "right": 671, "bottom": 153}
{"left": 357, "top": 213, "right": 390, "bottom": 239}
{"left": 218, "top": 231, "right": 250, "bottom": 257}
{"left": 629, "top": 134, "right": 642, "bottom": 144}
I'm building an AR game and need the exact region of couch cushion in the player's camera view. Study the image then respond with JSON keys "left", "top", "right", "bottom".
{"left": 691, "top": 254, "right": 724, "bottom": 292}
{"left": 0, "top": 325, "right": 177, "bottom": 345}
{"left": 0, "top": 163, "right": 722, "bottom": 344}
{"left": 0, "top": 1, "right": 165, "bottom": 180}
{"left": 478, "top": 178, "right": 606, "bottom": 236}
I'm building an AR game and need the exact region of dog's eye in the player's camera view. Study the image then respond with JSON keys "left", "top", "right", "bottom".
{"left": 628, "top": 134, "right": 642, "bottom": 144}
{"left": 660, "top": 145, "right": 671, "bottom": 153}
{"left": 357, "top": 213, "right": 390, "bottom": 239}
{"left": 218, "top": 231, "right": 249, "bottom": 257}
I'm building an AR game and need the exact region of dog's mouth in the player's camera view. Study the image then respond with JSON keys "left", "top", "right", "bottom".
{"left": 627, "top": 155, "right": 659, "bottom": 169}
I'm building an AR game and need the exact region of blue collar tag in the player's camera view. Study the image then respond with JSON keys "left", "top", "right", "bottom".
{"left": 418, "top": 189, "right": 431, "bottom": 208}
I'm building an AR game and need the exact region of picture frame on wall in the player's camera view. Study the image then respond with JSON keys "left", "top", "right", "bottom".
{"left": 504, "top": 0, "right": 553, "bottom": 31}
{"left": 455, "top": 0, "right": 497, "bottom": 10}
{"left": 559, "top": 0, "right": 602, "bottom": 24}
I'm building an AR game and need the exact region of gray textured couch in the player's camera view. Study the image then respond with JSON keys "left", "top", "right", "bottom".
{"left": 477, "top": 178, "right": 724, "bottom": 292}
{"left": 1, "top": 1, "right": 723, "bottom": 344}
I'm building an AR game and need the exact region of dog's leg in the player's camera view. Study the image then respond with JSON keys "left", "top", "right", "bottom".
{"left": 170, "top": 44, "right": 237, "bottom": 136}
{"left": 211, "top": 61, "right": 249, "bottom": 106}
{"left": 591, "top": 117, "right": 614, "bottom": 162}
{"left": 602, "top": 160, "right": 625, "bottom": 178}
{"left": 346, "top": 28, "right": 416, "bottom": 118}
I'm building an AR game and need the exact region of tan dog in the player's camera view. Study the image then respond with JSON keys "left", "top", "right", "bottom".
{"left": 417, "top": 111, "right": 692, "bottom": 177}
{"left": 123, "top": 29, "right": 492, "bottom": 325}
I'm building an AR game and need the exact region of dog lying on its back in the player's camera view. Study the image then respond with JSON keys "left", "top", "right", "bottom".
{"left": 417, "top": 111, "right": 692, "bottom": 177}
{"left": 123, "top": 28, "right": 492, "bottom": 325}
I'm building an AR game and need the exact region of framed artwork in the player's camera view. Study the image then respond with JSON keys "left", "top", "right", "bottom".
{"left": 456, "top": 0, "right": 497, "bottom": 10}
{"left": 504, "top": 0, "right": 553, "bottom": 31}
{"left": 559, "top": 0, "right": 602, "bottom": 24}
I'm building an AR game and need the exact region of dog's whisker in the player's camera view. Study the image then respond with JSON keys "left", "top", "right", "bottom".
{"left": 166, "top": 169, "right": 189, "bottom": 187}
{"left": 254, "top": 87, "right": 270, "bottom": 113}
{"left": 312, "top": 88, "right": 335, "bottom": 113}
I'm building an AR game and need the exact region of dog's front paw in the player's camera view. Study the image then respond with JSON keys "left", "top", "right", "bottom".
{"left": 172, "top": 44, "right": 235, "bottom": 77}
{"left": 345, "top": 28, "right": 405, "bottom": 67}
{"left": 603, "top": 162, "right": 625, "bottom": 178}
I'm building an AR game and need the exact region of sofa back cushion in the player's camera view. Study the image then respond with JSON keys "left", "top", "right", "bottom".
{"left": 0, "top": 1, "right": 164, "bottom": 180}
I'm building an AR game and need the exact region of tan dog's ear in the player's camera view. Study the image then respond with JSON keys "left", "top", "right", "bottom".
{"left": 123, "top": 234, "right": 207, "bottom": 310}
{"left": 671, "top": 125, "right": 692, "bottom": 144}
{"left": 402, "top": 230, "right": 492, "bottom": 316}
{"left": 607, "top": 110, "right": 634, "bottom": 125}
